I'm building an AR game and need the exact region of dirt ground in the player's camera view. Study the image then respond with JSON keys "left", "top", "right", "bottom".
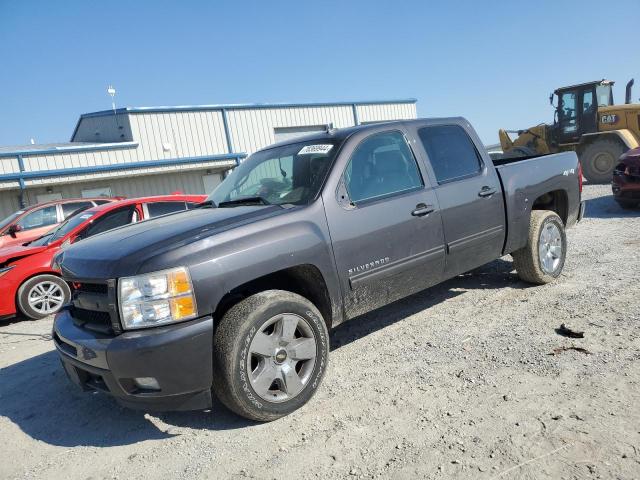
{"left": 1, "top": 184, "right": 639, "bottom": 480}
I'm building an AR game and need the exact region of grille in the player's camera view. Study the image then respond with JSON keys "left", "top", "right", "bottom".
{"left": 66, "top": 279, "right": 120, "bottom": 335}
{"left": 70, "top": 307, "right": 113, "bottom": 334}
{"left": 71, "top": 306, "right": 111, "bottom": 324}
{"left": 75, "top": 282, "right": 109, "bottom": 294}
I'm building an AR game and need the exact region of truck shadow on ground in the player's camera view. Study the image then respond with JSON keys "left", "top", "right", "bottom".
{"left": 583, "top": 194, "right": 640, "bottom": 219}
{"left": 330, "top": 257, "right": 526, "bottom": 351}
{"left": 0, "top": 258, "right": 526, "bottom": 448}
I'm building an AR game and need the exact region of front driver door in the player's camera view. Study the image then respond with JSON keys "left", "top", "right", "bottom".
{"left": 322, "top": 129, "right": 446, "bottom": 319}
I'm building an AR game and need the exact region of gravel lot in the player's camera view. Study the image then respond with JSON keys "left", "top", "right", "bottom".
{"left": 1, "top": 184, "right": 639, "bottom": 480}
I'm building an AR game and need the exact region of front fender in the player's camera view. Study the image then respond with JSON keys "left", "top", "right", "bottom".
{"left": 139, "top": 202, "right": 344, "bottom": 326}
{"left": 580, "top": 129, "right": 640, "bottom": 150}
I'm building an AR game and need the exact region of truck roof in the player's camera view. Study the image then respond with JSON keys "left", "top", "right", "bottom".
{"left": 554, "top": 79, "right": 613, "bottom": 93}
{"left": 260, "top": 117, "right": 468, "bottom": 152}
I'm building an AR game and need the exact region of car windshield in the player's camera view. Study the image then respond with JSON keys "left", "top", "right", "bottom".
{"left": 207, "top": 140, "right": 339, "bottom": 207}
{"left": 30, "top": 211, "right": 96, "bottom": 246}
{"left": 0, "top": 211, "right": 23, "bottom": 230}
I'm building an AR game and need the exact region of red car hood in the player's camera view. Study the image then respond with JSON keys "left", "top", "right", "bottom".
{"left": 0, "top": 244, "right": 49, "bottom": 265}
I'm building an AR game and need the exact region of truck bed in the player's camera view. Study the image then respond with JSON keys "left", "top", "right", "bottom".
{"left": 493, "top": 151, "right": 581, "bottom": 255}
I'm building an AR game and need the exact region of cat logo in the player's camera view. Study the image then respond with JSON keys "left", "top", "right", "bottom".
{"left": 600, "top": 114, "right": 619, "bottom": 125}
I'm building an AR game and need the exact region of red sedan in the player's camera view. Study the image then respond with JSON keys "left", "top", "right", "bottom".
{"left": 0, "top": 198, "right": 118, "bottom": 249}
{"left": 612, "top": 147, "right": 640, "bottom": 209}
{"left": 0, "top": 194, "right": 206, "bottom": 319}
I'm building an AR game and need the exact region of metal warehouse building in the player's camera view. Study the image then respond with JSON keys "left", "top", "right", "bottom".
{"left": 0, "top": 99, "right": 417, "bottom": 217}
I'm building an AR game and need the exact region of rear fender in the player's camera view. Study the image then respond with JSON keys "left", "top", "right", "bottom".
{"left": 579, "top": 130, "right": 639, "bottom": 151}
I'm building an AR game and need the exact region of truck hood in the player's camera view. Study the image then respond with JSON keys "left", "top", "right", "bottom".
{"left": 0, "top": 244, "right": 48, "bottom": 266}
{"left": 59, "top": 205, "right": 286, "bottom": 279}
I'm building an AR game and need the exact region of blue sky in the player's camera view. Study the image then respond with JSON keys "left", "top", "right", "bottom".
{"left": 1, "top": 0, "right": 639, "bottom": 146}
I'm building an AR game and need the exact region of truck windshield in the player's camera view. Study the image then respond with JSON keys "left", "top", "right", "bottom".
{"left": 208, "top": 140, "right": 339, "bottom": 207}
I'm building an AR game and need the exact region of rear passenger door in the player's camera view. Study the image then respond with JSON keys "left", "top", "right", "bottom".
{"left": 411, "top": 123, "right": 505, "bottom": 278}
{"left": 323, "top": 129, "right": 446, "bottom": 319}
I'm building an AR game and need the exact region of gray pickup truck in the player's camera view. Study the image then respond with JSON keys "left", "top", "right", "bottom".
{"left": 53, "top": 118, "right": 584, "bottom": 421}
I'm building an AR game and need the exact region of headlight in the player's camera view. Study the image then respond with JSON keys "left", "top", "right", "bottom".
{"left": 118, "top": 266, "right": 198, "bottom": 330}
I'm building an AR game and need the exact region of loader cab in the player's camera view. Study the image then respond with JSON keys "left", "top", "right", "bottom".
{"left": 553, "top": 80, "right": 614, "bottom": 144}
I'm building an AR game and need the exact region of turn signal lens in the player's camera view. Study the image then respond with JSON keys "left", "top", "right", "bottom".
{"left": 169, "top": 269, "right": 191, "bottom": 295}
{"left": 170, "top": 296, "right": 196, "bottom": 320}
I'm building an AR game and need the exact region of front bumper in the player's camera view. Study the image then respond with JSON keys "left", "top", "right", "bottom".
{"left": 53, "top": 308, "right": 214, "bottom": 411}
{"left": 612, "top": 172, "right": 640, "bottom": 200}
{"left": 0, "top": 269, "right": 20, "bottom": 317}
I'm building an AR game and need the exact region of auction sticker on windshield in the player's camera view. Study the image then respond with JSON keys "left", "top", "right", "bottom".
{"left": 298, "top": 144, "right": 333, "bottom": 155}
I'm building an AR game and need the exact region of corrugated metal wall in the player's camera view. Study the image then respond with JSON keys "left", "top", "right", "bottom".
{"left": 0, "top": 101, "right": 416, "bottom": 215}
{"left": 127, "top": 111, "right": 229, "bottom": 159}
{"left": 356, "top": 102, "right": 416, "bottom": 124}
{"left": 0, "top": 170, "right": 220, "bottom": 218}
{"left": 226, "top": 105, "right": 355, "bottom": 153}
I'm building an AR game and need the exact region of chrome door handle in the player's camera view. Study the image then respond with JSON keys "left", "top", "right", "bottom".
{"left": 478, "top": 186, "right": 497, "bottom": 197}
{"left": 411, "top": 203, "right": 435, "bottom": 217}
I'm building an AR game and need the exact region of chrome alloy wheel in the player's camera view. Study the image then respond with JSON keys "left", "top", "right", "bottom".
{"left": 247, "top": 313, "right": 317, "bottom": 403}
{"left": 27, "top": 281, "right": 65, "bottom": 315}
{"left": 538, "top": 222, "right": 563, "bottom": 274}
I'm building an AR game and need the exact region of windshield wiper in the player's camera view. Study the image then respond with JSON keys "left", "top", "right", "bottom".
{"left": 218, "top": 196, "right": 273, "bottom": 208}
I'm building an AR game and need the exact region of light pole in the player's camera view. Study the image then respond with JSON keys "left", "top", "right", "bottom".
{"left": 107, "top": 85, "right": 120, "bottom": 129}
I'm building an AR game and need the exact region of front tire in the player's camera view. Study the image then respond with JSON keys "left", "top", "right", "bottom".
{"left": 17, "top": 274, "right": 70, "bottom": 319}
{"left": 212, "top": 290, "right": 329, "bottom": 422}
{"left": 580, "top": 139, "right": 625, "bottom": 183}
{"left": 512, "top": 210, "right": 567, "bottom": 285}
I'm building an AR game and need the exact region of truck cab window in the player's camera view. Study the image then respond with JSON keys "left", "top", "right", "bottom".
{"left": 344, "top": 131, "right": 423, "bottom": 203}
{"left": 582, "top": 90, "right": 594, "bottom": 114}
{"left": 417, "top": 125, "right": 482, "bottom": 183}
{"left": 558, "top": 91, "right": 578, "bottom": 134}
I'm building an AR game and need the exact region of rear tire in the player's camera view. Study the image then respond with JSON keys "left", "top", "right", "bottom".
{"left": 17, "top": 274, "right": 70, "bottom": 319}
{"left": 512, "top": 210, "right": 566, "bottom": 285}
{"left": 580, "top": 139, "right": 625, "bottom": 183}
{"left": 212, "top": 290, "right": 329, "bottom": 422}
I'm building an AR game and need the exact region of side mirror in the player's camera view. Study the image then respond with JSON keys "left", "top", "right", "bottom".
{"left": 7, "top": 224, "right": 22, "bottom": 237}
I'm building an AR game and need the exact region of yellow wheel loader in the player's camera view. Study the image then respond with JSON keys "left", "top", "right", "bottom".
{"left": 499, "top": 79, "right": 640, "bottom": 183}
